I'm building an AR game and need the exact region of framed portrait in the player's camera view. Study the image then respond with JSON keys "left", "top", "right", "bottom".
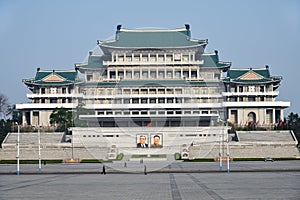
{"left": 150, "top": 133, "right": 163, "bottom": 148}
{"left": 136, "top": 134, "right": 148, "bottom": 148}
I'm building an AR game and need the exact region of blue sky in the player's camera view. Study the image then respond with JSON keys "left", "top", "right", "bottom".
{"left": 0, "top": 0, "right": 299, "bottom": 116}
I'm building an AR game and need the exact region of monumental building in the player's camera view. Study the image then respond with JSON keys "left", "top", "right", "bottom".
{"left": 10, "top": 25, "right": 296, "bottom": 161}
{"left": 16, "top": 25, "right": 289, "bottom": 129}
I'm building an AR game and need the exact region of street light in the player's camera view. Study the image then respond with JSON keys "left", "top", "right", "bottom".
{"left": 218, "top": 117, "right": 223, "bottom": 171}
{"left": 219, "top": 134, "right": 222, "bottom": 171}
{"left": 226, "top": 119, "right": 230, "bottom": 173}
{"left": 38, "top": 127, "right": 42, "bottom": 172}
{"left": 16, "top": 123, "right": 20, "bottom": 176}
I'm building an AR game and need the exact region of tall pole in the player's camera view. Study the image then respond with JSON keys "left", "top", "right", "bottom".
{"left": 16, "top": 124, "right": 20, "bottom": 176}
{"left": 219, "top": 135, "right": 222, "bottom": 170}
{"left": 71, "top": 130, "right": 74, "bottom": 160}
{"left": 226, "top": 119, "right": 230, "bottom": 173}
{"left": 38, "top": 128, "right": 42, "bottom": 172}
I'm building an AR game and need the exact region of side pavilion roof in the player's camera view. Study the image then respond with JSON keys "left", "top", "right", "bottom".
{"left": 23, "top": 69, "right": 79, "bottom": 87}
{"left": 223, "top": 67, "right": 282, "bottom": 88}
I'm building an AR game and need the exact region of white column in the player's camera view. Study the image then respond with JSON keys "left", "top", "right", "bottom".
{"left": 280, "top": 109, "right": 284, "bottom": 121}
{"left": 116, "top": 68, "right": 118, "bottom": 81}
{"left": 30, "top": 110, "right": 33, "bottom": 126}
{"left": 107, "top": 68, "right": 110, "bottom": 81}
{"left": 131, "top": 53, "right": 134, "bottom": 63}
{"left": 181, "top": 67, "right": 183, "bottom": 79}
{"left": 115, "top": 53, "right": 118, "bottom": 63}
{"left": 272, "top": 109, "right": 276, "bottom": 123}
{"left": 22, "top": 111, "right": 26, "bottom": 126}
{"left": 38, "top": 111, "right": 41, "bottom": 127}
{"left": 131, "top": 67, "right": 134, "bottom": 80}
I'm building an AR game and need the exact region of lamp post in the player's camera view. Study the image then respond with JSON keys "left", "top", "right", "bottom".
{"left": 16, "top": 123, "right": 20, "bottom": 176}
{"left": 71, "top": 131, "right": 74, "bottom": 160}
{"left": 38, "top": 128, "right": 42, "bottom": 172}
{"left": 219, "top": 134, "right": 222, "bottom": 171}
{"left": 226, "top": 119, "right": 230, "bottom": 173}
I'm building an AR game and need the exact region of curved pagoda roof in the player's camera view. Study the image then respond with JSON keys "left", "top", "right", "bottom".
{"left": 223, "top": 66, "right": 282, "bottom": 89}
{"left": 201, "top": 51, "right": 231, "bottom": 71}
{"left": 23, "top": 69, "right": 79, "bottom": 87}
{"left": 99, "top": 25, "right": 207, "bottom": 49}
{"left": 75, "top": 53, "right": 105, "bottom": 71}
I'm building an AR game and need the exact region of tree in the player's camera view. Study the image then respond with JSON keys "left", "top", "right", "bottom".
{"left": 11, "top": 105, "right": 22, "bottom": 125}
{"left": 73, "top": 103, "right": 93, "bottom": 127}
{"left": 287, "top": 112, "right": 300, "bottom": 146}
{"left": 0, "top": 119, "right": 12, "bottom": 147}
{"left": 49, "top": 107, "right": 73, "bottom": 131}
{"left": 0, "top": 93, "right": 12, "bottom": 119}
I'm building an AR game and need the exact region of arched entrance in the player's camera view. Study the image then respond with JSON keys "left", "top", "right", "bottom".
{"left": 247, "top": 112, "right": 256, "bottom": 124}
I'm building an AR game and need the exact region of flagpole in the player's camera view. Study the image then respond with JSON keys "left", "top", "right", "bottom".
{"left": 219, "top": 134, "right": 222, "bottom": 170}
{"left": 16, "top": 123, "right": 20, "bottom": 176}
{"left": 226, "top": 119, "right": 230, "bottom": 173}
{"left": 38, "top": 128, "right": 42, "bottom": 172}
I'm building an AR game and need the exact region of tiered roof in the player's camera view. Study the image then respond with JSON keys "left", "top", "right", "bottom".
{"left": 23, "top": 69, "right": 78, "bottom": 87}
{"left": 201, "top": 51, "right": 231, "bottom": 70}
{"left": 75, "top": 54, "right": 105, "bottom": 71}
{"left": 223, "top": 66, "right": 282, "bottom": 89}
{"left": 100, "top": 25, "right": 207, "bottom": 49}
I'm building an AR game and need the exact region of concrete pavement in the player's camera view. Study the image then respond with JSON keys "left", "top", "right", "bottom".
{"left": 0, "top": 160, "right": 300, "bottom": 175}
{"left": 1, "top": 170, "right": 299, "bottom": 200}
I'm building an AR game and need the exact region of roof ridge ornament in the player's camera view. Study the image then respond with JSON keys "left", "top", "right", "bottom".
{"left": 117, "top": 24, "right": 122, "bottom": 31}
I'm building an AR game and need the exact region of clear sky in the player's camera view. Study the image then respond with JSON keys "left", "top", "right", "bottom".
{"left": 0, "top": 0, "right": 299, "bottom": 116}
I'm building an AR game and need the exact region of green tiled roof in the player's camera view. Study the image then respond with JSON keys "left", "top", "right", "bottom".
{"left": 223, "top": 67, "right": 282, "bottom": 84}
{"left": 201, "top": 53, "right": 231, "bottom": 68}
{"left": 24, "top": 69, "right": 78, "bottom": 86}
{"left": 34, "top": 70, "right": 77, "bottom": 81}
{"left": 100, "top": 28, "right": 207, "bottom": 48}
{"left": 227, "top": 68, "right": 270, "bottom": 79}
{"left": 76, "top": 55, "right": 105, "bottom": 70}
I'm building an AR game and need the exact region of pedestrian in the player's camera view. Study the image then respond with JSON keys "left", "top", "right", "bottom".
{"left": 102, "top": 164, "right": 106, "bottom": 175}
{"left": 124, "top": 161, "right": 127, "bottom": 168}
{"left": 144, "top": 165, "right": 147, "bottom": 175}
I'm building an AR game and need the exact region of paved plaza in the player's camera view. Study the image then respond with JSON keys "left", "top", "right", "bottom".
{"left": 0, "top": 161, "right": 299, "bottom": 199}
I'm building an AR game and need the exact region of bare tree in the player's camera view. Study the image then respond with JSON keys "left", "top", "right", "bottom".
{"left": 0, "top": 93, "right": 11, "bottom": 119}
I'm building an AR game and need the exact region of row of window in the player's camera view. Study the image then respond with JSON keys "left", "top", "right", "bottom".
{"left": 33, "top": 98, "right": 73, "bottom": 103}
{"left": 96, "top": 109, "right": 218, "bottom": 116}
{"left": 85, "top": 87, "right": 220, "bottom": 96}
{"left": 112, "top": 53, "right": 194, "bottom": 63}
{"left": 81, "top": 133, "right": 217, "bottom": 138}
{"left": 34, "top": 87, "right": 71, "bottom": 94}
{"left": 31, "top": 97, "right": 221, "bottom": 104}
{"left": 227, "top": 96, "right": 274, "bottom": 102}
{"left": 87, "top": 70, "right": 219, "bottom": 81}
{"left": 228, "top": 85, "right": 273, "bottom": 93}
{"left": 85, "top": 97, "right": 221, "bottom": 104}
{"left": 82, "top": 135, "right": 119, "bottom": 138}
